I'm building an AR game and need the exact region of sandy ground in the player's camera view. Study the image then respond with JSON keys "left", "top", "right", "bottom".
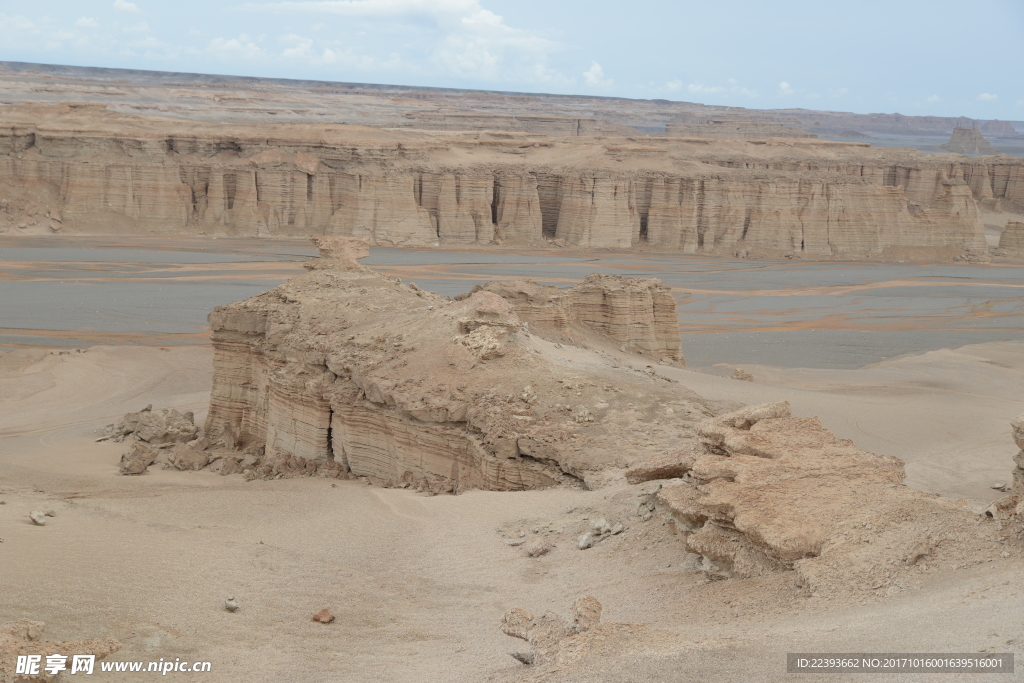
{"left": 2, "top": 341, "right": 1024, "bottom": 682}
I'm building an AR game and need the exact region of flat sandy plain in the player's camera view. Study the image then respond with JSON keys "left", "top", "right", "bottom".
{"left": 2, "top": 236, "right": 1024, "bottom": 681}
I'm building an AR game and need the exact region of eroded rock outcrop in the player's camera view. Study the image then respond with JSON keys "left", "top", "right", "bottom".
{"left": 472, "top": 275, "right": 683, "bottom": 363}
{"left": 201, "top": 237, "right": 715, "bottom": 490}
{"left": 2, "top": 104, "right": 1019, "bottom": 258}
{"left": 102, "top": 405, "right": 198, "bottom": 444}
{"left": 996, "top": 221, "right": 1024, "bottom": 256}
{"left": 647, "top": 402, "right": 1008, "bottom": 594}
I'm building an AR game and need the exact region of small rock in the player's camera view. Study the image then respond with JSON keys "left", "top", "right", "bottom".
{"left": 992, "top": 483, "right": 1010, "bottom": 492}
{"left": 565, "top": 506, "right": 574, "bottom": 514}
{"left": 577, "top": 532, "right": 595, "bottom": 550}
{"left": 610, "top": 522, "right": 624, "bottom": 535}
{"left": 224, "top": 597, "right": 239, "bottom": 613}
{"left": 590, "top": 518, "right": 611, "bottom": 535}
{"left": 640, "top": 512, "right": 653, "bottom": 522}
{"left": 523, "top": 538, "right": 552, "bottom": 557}
{"left": 29, "top": 511, "right": 47, "bottom": 526}
{"left": 312, "top": 609, "right": 335, "bottom": 624}
{"left": 518, "top": 531, "right": 526, "bottom": 538}
{"left": 731, "top": 368, "right": 754, "bottom": 382}
{"left": 44, "top": 509, "right": 56, "bottom": 517}
{"left": 1001, "top": 551, "right": 1011, "bottom": 559}
{"left": 510, "top": 651, "right": 534, "bottom": 665}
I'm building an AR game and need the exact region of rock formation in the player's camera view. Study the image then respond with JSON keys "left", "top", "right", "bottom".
{"left": 470, "top": 277, "right": 683, "bottom": 363}
{"left": 941, "top": 128, "right": 997, "bottom": 155}
{"left": 102, "top": 404, "right": 198, "bottom": 444}
{"left": 666, "top": 113, "right": 816, "bottom": 140}
{"left": 996, "top": 221, "right": 1024, "bottom": 256}
{"left": 2, "top": 103, "right": 1020, "bottom": 258}
{"left": 199, "top": 237, "right": 716, "bottom": 491}
{"left": 631, "top": 402, "right": 1008, "bottom": 595}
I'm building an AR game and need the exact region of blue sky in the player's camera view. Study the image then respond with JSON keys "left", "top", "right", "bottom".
{"left": 1, "top": 0, "right": 1022, "bottom": 119}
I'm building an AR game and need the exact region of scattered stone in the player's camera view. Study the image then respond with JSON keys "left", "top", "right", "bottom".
{"left": 224, "top": 597, "right": 239, "bottom": 613}
{"left": 523, "top": 538, "right": 552, "bottom": 557}
{"left": 312, "top": 609, "right": 335, "bottom": 624}
{"left": 610, "top": 522, "right": 624, "bottom": 535}
{"left": 29, "top": 511, "right": 47, "bottom": 526}
{"left": 500, "top": 596, "right": 603, "bottom": 667}
{"left": 164, "top": 443, "right": 210, "bottom": 471}
{"left": 577, "top": 532, "right": 595, "bottom": 550}
{"left": 103, "top": 405, "right": 198, "bottom": 445}
{"left": 43, "top": 509, "right": 56, "bottom": 517}
{"left": 119, "top": 442, "right": 157, "bottom": 475}
{"left": 731, "top": 368, "right": 754, "bottom": 382}
{"left": 590, "top": 518, "right": 611, "bottom": 535}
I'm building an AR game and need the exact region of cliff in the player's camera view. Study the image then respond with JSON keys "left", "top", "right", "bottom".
{"left": 201, "top": 237, "right": 710, "bottom": 491}
{"left": 940, "top": 128, "right": 997, "bottom": 155}
{"left": 1, "top": 103, "right": 1021, "bottom": 258}
{"left": 664, "top": 116, "right": 816, "bottom": 140}
{"left": 996, "top": 221, "right": 1024, "bottom": 257}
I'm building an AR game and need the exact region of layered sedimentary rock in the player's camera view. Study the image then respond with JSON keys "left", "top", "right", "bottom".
{"left": 398, "top": 111, "right": 638, "bottom": 136}
{"left": 202, "top": 238, "right": 714, "bottom": 491}
{"left": 665, "top": 114, "right": 816, "bottom": 140}
{"left": 473, "top": 276, "right": 684, "bottom": 363}
{"left": 649, "top": 402, "right": 1006, "bottom": 594}
{"left": 2, "top": 103, "right": 1022, "bottom": 257}
{"left": 996, "top": 221, "right": 1024, "bottom": 256}
{"left": 941, "top": 128, "right": 997, "bottom": 155}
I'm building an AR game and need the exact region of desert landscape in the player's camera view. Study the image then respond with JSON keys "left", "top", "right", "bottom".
{"left": 2, "top": 56, "right": 1024, "bottom": 683}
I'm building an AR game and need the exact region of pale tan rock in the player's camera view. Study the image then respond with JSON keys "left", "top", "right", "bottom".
{"left": 1013, "top": 413, "right": 1024, "bottom": 451}
{"left": 658, "top": 402, "right": 997, "bottom": 595}
{"left": 999, "top": 222, "right": 1024, "bottom": 256}
{"left": 476, "top": 274, "right": 684, "bottom": 363}
{"left": 624, "top": 449, "right": 698, "bottom": 484}
{"left": 105, "top": 405, "right": 198, "bottom": 445}
{"left": 1, "top": 103, "right": 1016, "bottom": 257}
{"left": 119, "top": 442, "right": 157, "bottom": 475}
{"left": 164, "top": 443, "right": 210, "bottom": 471}
{"left": 202, "top": 255, "right": 713, "bottom": 492}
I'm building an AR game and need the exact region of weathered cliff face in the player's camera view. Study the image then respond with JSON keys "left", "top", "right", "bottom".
{"left": 473, "top": 275, "right": 684, "bottom": 363}
{"left": 203, "top": 238, "right": 712, "bottom": 491}
{"left": 2, "top": 104, "right": 1021, "bottom": 257}
{"left": 997, "top": 221, "right": 1024, "bottom": 256}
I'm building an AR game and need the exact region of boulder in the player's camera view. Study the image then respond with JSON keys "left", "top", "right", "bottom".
{"left": 119, "top": 442, "right": 157, "bottom": 475}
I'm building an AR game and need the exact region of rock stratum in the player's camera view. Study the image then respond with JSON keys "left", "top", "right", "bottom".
{"left": 2, "top": 103, "right": 1023, "bottom": 258}
{"left": 200, "top": 237, "right": 708, "bottom": 491}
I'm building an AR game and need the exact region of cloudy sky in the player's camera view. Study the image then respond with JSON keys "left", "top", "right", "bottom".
{"left": 2, "top": 0, "right": 1022, "bottom": 119}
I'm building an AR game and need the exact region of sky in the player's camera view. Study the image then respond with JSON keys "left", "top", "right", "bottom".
{"left": 1, "top": 0, "right": 1022, "bottom": 120}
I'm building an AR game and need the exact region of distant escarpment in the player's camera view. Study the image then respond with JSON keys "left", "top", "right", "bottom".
{"left": 940, "top": 128, "right": 997, "bottom": 155}
{"left": 2, "top": 104, "right": 1022, "bottom": 259}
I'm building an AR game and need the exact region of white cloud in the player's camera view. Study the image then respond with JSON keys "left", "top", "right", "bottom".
{"left": 978, "top": 92, "right": 997, "bottom": 101}
{"left": 75, "top": 17, "right": 99, "bottom": 28}
{"left": 125, "top": 21, "right": 150, "bottom": 32}
{"left": 583, "top": 61, "right": 611, "bottom": 88}
{"left": 113, "top": 0, "right": 141, "bottom": 13}
{"left": 778, "top": 81, "right": 794, "bottom": 96}
{"left": 830, "top": 87, "right": 848, "bottom": 98}
{"left": 239, "top": 0, "right": 567, "bottom": 85}
{"left": 208, "top": 34, "right": 265, "bottom": 60}
{"left": 1017, "top": 99, "right": 1024, "bottom": 107}
{"left": 665, "top": 79, "right": 682, "bottom": 91}
{"left": 687, "top": 82, "right": 725, "bottom": 95}
{"left": 927, "top": 94, "right": 940, "bottom": 102}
